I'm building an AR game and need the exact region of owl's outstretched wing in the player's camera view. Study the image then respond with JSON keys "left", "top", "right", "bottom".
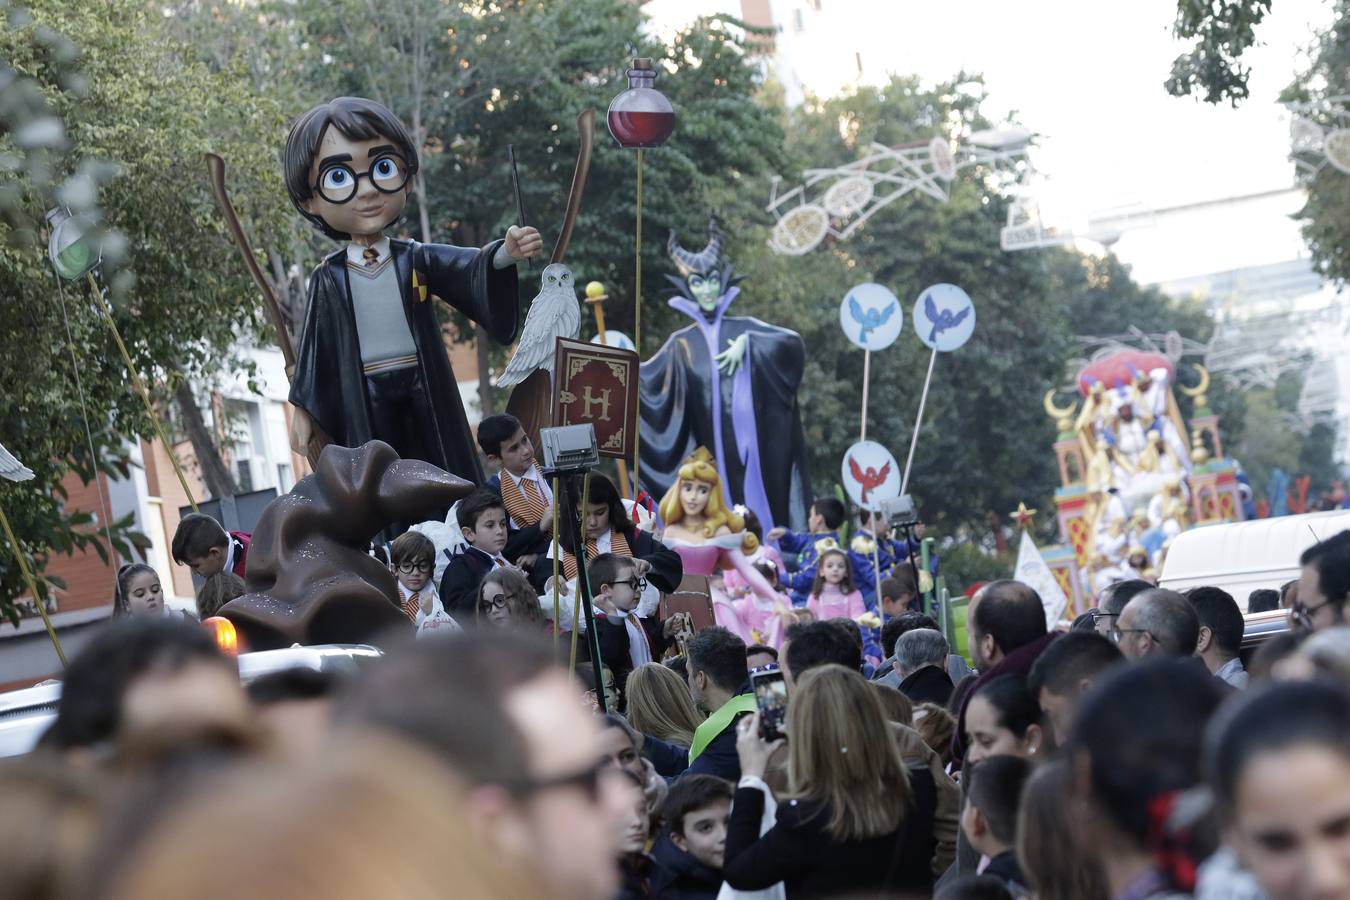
{"left": 495, "top": 287, "right": 582, "bottom": 387}
{"left": 877, "top": 302, "right": 896, "bottom": 326}
{"left": 924, "top": 293, "right": 938, "bottom": 324}
{"left": 0, "top": 442, "right": 34, "bottom": 482}
{"left": 949, "top": 306, "right": 971, "bottom": 328}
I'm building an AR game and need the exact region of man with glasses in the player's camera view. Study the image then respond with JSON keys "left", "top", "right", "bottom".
{"left": 1092, "top": 578, "right": 1153, "bottom": 639}
{"left": 1296, "top": 530, "right": 1350, "bottom": 633}
{"left": 1112, "top": 588, "right": 1200, "bottom": 663}
{"left": 282, "top": 96, "right": 543, "bottom": 485}
{"left": 340, "top": 631, "right": 637, "bottom": 900}
{"left": 588, "top": 553, "right": 693, "bottom": 699}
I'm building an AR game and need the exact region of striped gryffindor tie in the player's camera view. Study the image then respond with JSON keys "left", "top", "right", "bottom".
{"left": 400, "top": 591, "right": 420, "bottom": 622}
{"left": 562, "top": 530, "right": 633, "bottom": 581}
{"left": 500, "top": 466, "right": 548, "bottom": 527}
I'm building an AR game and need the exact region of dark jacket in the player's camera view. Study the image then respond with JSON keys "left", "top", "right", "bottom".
{"left": 650, "top": 840, "right": 722, "bottom": 900}
{"left": 983, "top": 850, "right": 1030, "bottom": 895}
{"left": 289, "top": 239, "right": 518, "bottom": 484}
{"left": 681, "top": 684, "right": 754, "bottom": 783}
{"left": 529, "top": 528, "right": 684, "bottom": 595}
{"left": 643, "top": 735, "right": 691, "bottom": 779}
{"left": 899, "top": 663, "right": 955, "bottom": 706}
{"left": 593, "top": 610, "right": 672, "bottom": 694}
{"left": 617, "top": 853, "right": 657, "bottom": 900}
{"left": 723, "top": 769, "right": 938, "bottom": 899}
{"left": 438, "top": 546, "right": 496, "bottom": 620}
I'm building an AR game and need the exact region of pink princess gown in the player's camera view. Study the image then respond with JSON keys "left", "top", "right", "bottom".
{"left": 664, "top": 533, "right": 793, "bottom": 649}
{"left": 807, "top": 583, "right": 866, "bottom": 623}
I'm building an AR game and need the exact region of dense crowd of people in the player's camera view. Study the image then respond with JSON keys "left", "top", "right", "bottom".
{"left": 18, "top": 416, "right": 1350, "bottom": 899}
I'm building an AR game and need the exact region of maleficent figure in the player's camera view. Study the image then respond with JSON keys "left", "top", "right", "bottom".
{"left": 639, "top": 219, "right": 813, "bottom": 531}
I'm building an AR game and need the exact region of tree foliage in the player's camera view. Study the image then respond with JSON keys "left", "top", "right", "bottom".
{"left": 1283, "top": 1, "right": 1350, "bottom": 286}
{"left": 0, "top": 0, "right": 292, "bottom": 619}
{"left": 1165, "top": 0, "right": 1274, "bottom": 105}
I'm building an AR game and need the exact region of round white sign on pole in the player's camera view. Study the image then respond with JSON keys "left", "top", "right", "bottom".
{"left": 841, "top": 440, "right": 901, "bottom": 511}
{"left": 913, "top": 283, "right": 975, "bottom": 352}
{"left": 839, "top": 283, "right": 903, "bottom": 352}
{"left": 590, "top": 331, "right": 636, "bottom": 351}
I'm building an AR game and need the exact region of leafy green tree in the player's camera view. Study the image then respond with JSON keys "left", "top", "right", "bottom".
{"left": 0, "top": 0, "right": 292, "bottom": 617}
{"left": 1165, "top": 0, "right": 1274, "bottom": 105}
{"left": 1283, "top": 1, "right": 1350, "bottom": 286}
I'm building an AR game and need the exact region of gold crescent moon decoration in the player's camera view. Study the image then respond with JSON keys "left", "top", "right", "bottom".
{"left": 1043, "top": 388, "right": 1078, "bottom": 421}
{"left": 1178, "top": 364, "right": 1211, "bottom": 399}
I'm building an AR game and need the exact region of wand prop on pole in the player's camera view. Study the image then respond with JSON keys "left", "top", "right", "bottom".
{"left": 507, "top": 144, "right": 531, "bottom": 272}
{"left": 0, "top": 445, "right": 66, "bottom": 667}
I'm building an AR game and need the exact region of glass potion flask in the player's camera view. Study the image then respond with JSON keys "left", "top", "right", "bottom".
{"left": 606, "top": 58, "right": 675, "bottom": 149}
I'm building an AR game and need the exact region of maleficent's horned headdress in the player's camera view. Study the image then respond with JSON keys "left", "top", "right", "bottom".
{"left": 668, "top": 218, "right": 723, "bottom": 278}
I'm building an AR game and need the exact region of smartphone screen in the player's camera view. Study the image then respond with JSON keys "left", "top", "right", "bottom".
{"left": 751, "top": 668, "right": 788, "bottom": 742}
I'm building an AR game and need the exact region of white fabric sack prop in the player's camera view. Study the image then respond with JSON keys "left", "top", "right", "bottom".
{"left": 410, "top": 500, "right": 467, "bottom": 589}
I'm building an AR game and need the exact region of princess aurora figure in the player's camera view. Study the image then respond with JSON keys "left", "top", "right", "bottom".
{"left": 659, "top": 448, "right": 794, "bottom": 648}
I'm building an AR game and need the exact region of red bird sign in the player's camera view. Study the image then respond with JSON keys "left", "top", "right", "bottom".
{"left": 840, "top": 440, "right": 901, "bottom": 510}
{"left": 848, "top": 455, "right": 891, "bottom": 504}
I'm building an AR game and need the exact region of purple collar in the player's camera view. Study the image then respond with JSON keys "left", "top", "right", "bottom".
{"left": 669, "top": 287, "right": 740, "bottom": 333}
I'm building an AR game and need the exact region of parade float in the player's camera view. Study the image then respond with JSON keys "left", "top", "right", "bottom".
{"left": 1041, "top": 349, "right": 1245, "bottom": 612}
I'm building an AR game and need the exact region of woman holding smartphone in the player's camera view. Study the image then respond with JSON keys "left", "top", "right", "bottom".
{"left": 723, "top": 664, "right": 937, "bottom": 898}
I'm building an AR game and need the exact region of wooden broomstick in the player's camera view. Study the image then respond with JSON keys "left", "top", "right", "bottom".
{"left": 504, "top": 109, "right": 596, "bottom": 448}
{"left": 205, "top": 153, "right": 327, "bottom": 471}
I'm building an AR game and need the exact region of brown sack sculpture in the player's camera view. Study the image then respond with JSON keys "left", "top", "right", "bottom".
{"left": 220, "top": 440, "right": 474, "bottom": 650}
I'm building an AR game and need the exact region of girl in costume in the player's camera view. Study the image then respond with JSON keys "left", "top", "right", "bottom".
{"left": 805, "top": 548, "right": 866, "bottom": 625}
{"left": 659, "top": 448, "right": 793, "bottom": 648}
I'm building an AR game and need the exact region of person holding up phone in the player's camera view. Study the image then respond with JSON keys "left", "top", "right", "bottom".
{"left": 724, "top": 664, "right": 937, "bottom": 898}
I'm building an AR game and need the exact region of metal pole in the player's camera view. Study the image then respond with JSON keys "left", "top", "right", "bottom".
{"left": 552, "top": 475, "right": 561, "bottom": 654}
{"left": 632, "top": 148, "right": 644, "bottom": 496}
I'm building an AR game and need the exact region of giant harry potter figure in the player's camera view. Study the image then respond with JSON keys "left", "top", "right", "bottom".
{"left": 284, "top": 97, "right": 542, "bottom": 479}
{"left": 639, "top": 219, "right": 813, "bottom": 531}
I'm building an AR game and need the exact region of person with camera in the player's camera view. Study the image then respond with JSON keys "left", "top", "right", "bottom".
{"left": 722, "top": 664, "right": 936, "bottom": 898}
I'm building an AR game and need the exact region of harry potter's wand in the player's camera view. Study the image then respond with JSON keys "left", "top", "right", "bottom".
{"left": 507, "top": 144, "right": 531, "bottom": 272}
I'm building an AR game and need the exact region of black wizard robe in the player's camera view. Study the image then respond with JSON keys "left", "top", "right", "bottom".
{"left": 290, "top": 238, "right": 518, "bottom": 484}
{"left": 639, "top": 288, "right": 813, "bottom": 531}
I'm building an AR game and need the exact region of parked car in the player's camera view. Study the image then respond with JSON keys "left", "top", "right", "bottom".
{"left": 0, "top": 643, "right": 382, "bottom": 759}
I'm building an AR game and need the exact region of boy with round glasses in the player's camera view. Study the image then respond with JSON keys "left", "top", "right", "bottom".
{"left": 283, "top": 96, "right": 543, "bottom": 482}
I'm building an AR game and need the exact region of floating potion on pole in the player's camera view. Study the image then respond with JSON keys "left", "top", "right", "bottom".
{"left": 608, "top": 58, "right": 675, "bottom": 493}
{"left": 901, "top": 283, "right": 976, "bottom": 495}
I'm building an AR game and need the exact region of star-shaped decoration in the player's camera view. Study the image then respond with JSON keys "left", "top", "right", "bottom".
{"left": 1010, "top": 502, "right": 1037, "bottom": 529}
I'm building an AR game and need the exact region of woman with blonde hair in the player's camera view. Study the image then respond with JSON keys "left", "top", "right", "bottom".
{"left": 103, "top": 734, "right": 542, "bottom": 900}
{"left": 724, "top": 664, "right": 937, "bottom": 897}
{"left": 660, "top": 447, "right": 794, "bottom": 648}
{"left": 625, "top": 662, "right": 706, "bottom": 749}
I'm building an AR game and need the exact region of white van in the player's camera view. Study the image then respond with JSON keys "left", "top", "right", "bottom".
{"left": 1159, "top": 509, "right": 1350, "bottom": 609}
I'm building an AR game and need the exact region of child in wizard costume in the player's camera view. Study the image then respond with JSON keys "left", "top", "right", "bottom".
{"left": 638, "top": 218, "right": 813, "bottom": 532}
{"left": 284, "top": 97, "right": 542, "bottom": 481}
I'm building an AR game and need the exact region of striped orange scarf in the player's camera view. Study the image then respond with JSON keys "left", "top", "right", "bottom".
{"left": 562, "top": 529, "right": 633, "bottom": 581}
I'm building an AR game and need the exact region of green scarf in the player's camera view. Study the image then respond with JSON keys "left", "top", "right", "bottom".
{"left": 689, "top": 692, "right": 758, "bottom": 763}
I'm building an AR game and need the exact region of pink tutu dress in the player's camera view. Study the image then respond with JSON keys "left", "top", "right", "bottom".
{"left": 806, "top": 583, "right": 866, "bottom": 623}
{"left": 664, "top": 534, "right": 794, "bottom": 649}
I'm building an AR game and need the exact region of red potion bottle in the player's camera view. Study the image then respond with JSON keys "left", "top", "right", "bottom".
{"left": 607, "top": 58, "right": 675, "bottom": 149}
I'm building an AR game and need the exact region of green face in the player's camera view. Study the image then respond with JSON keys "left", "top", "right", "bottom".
{"left": 687, "top": 271, "right": 721, "bottom": 312}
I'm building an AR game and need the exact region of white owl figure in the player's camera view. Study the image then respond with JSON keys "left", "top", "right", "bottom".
{"left": 495, "top": 263, "right": 582, "bottom": 387}
{"left": 0, "top": 442, "right": 34, "bottom": 482}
